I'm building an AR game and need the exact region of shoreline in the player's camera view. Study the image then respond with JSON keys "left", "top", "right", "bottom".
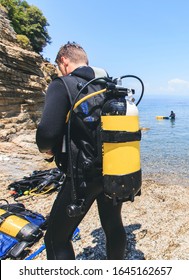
{"left": 0, "top": 132, "right": 189, "bottom": 260}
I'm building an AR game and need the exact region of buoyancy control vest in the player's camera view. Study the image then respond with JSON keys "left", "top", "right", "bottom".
{"left": 55, "top": 71, "right": 144, "bottom": 213}
{"left": 54, "top": 72, "right": 106, "bottom": 176}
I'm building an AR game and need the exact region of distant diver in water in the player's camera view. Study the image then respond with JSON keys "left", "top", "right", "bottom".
{"left": 169, "top": 111, "right": 175, "bottom": 120}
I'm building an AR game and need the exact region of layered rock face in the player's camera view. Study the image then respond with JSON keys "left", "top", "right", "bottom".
{"left": 0, "top": 7, "right": 55, "bottom": 141}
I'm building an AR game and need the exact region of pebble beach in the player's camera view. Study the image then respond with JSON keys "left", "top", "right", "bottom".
{"left": 1, "top": 130, "right": 189, "bottom": 260}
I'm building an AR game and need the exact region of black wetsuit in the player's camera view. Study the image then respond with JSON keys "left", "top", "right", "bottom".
{"left": 36, "top": 66, "right": 126, "bottom": 259}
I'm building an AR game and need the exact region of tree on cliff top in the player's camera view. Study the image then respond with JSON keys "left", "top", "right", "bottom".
{"left": 0, "top": 0, "right": 51, "bottom": 54}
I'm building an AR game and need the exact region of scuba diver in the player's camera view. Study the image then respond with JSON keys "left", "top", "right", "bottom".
{"left": 36, "top": 42, "right": 143, "bottom": 260}
{"left": 169, "top": 111, "right": 175, "bottom": 120}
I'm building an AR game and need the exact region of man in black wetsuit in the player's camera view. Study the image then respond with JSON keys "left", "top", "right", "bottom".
{"left": 36, "top": 42, "right": 126, "bottom": 260}
{"left": 169, "top": 111, "right": 175, "bottom": 120}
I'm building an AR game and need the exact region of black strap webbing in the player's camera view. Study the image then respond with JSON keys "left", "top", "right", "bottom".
{"left": 101, "top": 130, "right": 141, "bottom": 143}
{"left": 0, "top": 211, "right": 13, "bottom": 224}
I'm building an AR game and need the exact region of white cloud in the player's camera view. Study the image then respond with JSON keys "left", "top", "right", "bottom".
{"left": 159, "top": 78, "right": 189, "bottom": 95}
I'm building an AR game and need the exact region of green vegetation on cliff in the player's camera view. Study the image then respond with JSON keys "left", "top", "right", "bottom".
{"left": 0, "top": 0, "right": 51, "bottom": 53}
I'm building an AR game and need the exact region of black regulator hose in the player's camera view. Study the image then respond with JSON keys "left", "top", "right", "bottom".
{"left": 120, "top": 75, "right": 144, "bottom": 106}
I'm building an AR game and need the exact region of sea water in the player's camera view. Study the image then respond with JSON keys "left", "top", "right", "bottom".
{"left": 139, "top": 94, "right": 189, "bottom": 187}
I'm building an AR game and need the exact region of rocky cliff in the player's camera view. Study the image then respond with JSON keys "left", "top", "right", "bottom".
{"left": 0, "top": 7, "right": 56, "bottom": 141}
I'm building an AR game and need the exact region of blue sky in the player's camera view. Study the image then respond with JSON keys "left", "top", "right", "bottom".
{"left": 27, "top": 0, "right": 189, "bottom": 97}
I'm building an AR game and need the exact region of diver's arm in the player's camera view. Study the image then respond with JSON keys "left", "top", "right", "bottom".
{"left": 36, "top": 79, "right": 70, "bottom": 153}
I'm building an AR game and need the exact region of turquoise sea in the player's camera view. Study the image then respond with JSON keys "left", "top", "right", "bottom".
{"left": 139, "top": 94, "right": 189, "bottom": 187}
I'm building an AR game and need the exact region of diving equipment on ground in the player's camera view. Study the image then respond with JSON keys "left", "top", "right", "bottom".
{"left": 0, "top": 208, "right": 43, "bottom": 242}
{"left": 0, "top": 200, "right": 46, "bottom": 259}
{"left": 7, "top": 168, "right": 64, "bottom": 199}
{"left": 65, "top": 74, "right": 144, "bottom": 215}
{"left": 0, "top": 200, "right": 81, "bottom": 259}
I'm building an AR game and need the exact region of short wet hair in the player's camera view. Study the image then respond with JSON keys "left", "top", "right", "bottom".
{"left": 55, "top": 41, "right": 89, "bottom": 65}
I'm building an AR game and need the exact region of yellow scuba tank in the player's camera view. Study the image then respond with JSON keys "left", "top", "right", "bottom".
{"left": 0, "top": 208, "right": 42, "bottom": 242}
{"left": 101, "top": 87, "right": 142, "bottom": 204}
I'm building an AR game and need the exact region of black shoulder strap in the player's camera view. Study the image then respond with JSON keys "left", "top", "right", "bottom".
{"left": 58, "top": 75, "right": 83, "bottom": 106}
